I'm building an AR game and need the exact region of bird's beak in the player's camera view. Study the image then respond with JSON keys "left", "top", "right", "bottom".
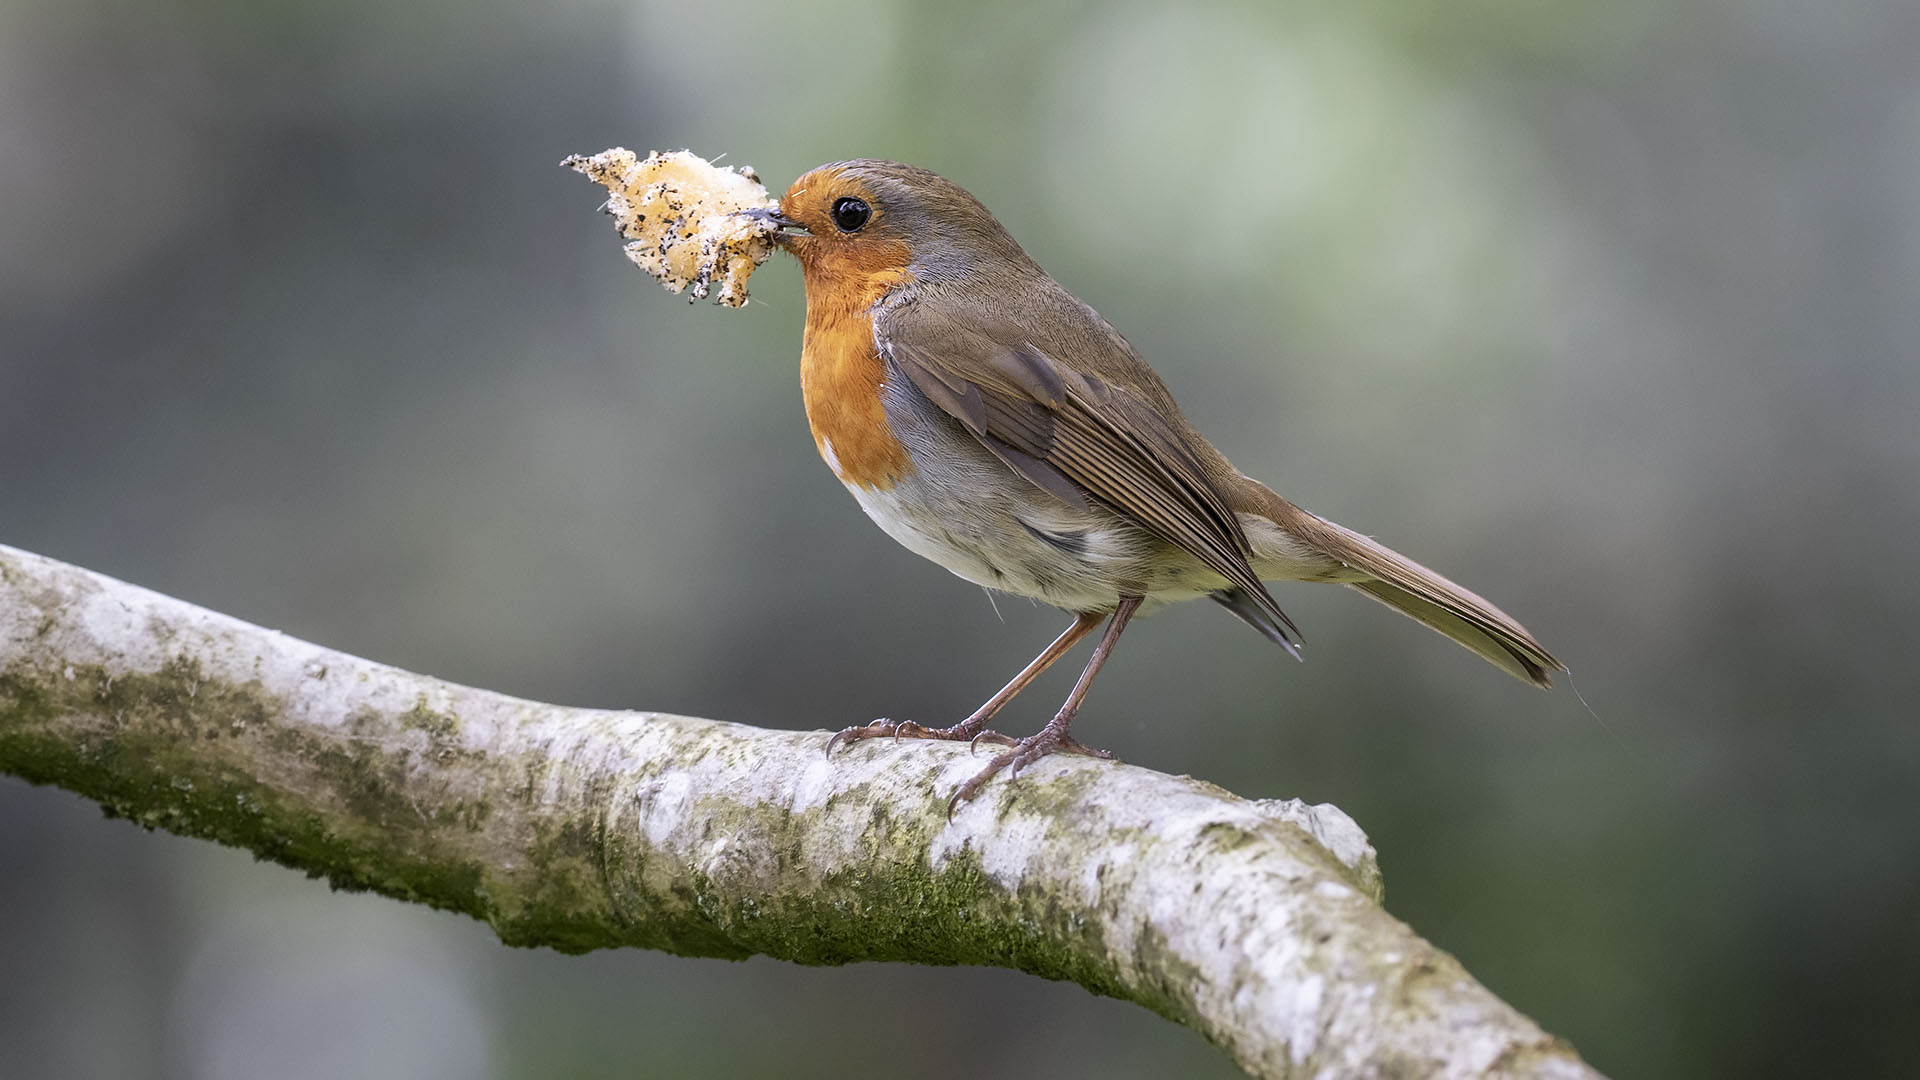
{"left": 739, "top": 206, "right": 810, "bottom": 243}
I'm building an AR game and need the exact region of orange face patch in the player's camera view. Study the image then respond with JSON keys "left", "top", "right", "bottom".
{"left": 779, "top": 167, "right": 915, "bottom": 490}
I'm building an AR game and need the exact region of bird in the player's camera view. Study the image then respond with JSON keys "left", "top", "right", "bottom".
{"left": 746, "top": 160, "right": 1562, "bottom": 810}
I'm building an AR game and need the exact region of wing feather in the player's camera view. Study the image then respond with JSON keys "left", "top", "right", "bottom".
{"left": 887, "top": 319, "right": 1300, "bottom": 648}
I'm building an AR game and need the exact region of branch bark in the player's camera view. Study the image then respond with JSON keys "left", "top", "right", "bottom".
{"left": 0, "top": 543, "right": 1597, "bottom": 1079}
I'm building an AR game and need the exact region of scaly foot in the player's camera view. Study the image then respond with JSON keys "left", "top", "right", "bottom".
{"left": 825, "top": 717, "right": 1014, "bottom": 758}
{"left": 946, "top": 724, "right": 1114, "bottom": 817}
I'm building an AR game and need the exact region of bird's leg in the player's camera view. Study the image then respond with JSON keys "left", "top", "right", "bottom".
{"left": 948, "top": 595, "right": 1144, "bottom": 813}
{"left": 827, "top": 611, "right": 1102, "bottom": 756}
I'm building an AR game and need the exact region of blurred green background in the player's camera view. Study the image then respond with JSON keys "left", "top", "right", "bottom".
{"left": 3, "top": 0, "right": 1917, "bottom": 1076}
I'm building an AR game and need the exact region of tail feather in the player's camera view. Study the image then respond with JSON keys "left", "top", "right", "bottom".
{"left": 1233, "top": 480, "right": 1564, "bottom": 687}
{"left": 1348, "top": 578, "right": 1555, "bottom": 686}
{"left": 1305, "top": 514, "right": 1562, "bottom": 688}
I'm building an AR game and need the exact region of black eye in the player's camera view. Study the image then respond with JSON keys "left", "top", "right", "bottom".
{"left": 830, "top": 196, "right": 871, "bottom": 232}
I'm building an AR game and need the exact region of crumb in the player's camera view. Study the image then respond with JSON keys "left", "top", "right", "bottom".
{"left": 564, "top": 148, "right": 779, "bottom": 307}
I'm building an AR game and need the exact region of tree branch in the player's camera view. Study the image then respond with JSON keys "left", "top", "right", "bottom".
{"left": 0, "top": 543, "right": 1597, "bottom": 1079}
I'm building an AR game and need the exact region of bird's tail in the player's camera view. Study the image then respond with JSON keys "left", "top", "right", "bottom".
{"left": 1247, "top": 487, "right": 1564, "bottom": 688}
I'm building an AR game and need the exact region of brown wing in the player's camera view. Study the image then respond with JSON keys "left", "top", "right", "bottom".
{"left": 885, "top": 315, "right": 1301, "bottom": 653}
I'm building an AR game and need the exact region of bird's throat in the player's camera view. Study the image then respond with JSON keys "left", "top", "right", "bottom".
{"left": 797, "top": 260, "right": 916, "bottom": 492}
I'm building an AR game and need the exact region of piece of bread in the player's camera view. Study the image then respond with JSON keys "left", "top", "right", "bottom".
{"left": 564, "top": 148, "right": 779, "bottom": 307}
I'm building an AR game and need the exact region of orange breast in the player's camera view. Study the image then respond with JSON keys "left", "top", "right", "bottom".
{"left": 798, "top": 255, "right": 915, "bottom": 491}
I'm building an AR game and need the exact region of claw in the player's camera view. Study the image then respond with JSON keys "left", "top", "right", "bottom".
{"left": 944, "top": 750, "right": 1013, "bottom": 818}
{"left": 1058, "top": 737, "right": 1115, "bottom": 760}
{"left": 966, "top": 729, "right": 1016, "bottom": 755}
{"left": 825, "top": 718, "right": 896, "bottom": 758}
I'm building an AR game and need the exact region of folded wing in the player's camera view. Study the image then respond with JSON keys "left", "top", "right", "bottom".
{"left": 885, "top": 313, "right": 1302, "bottom": 656}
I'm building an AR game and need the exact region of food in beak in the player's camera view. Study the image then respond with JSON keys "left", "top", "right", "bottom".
{"left": 564, "top": 148, "right": 780, "bottom": 307}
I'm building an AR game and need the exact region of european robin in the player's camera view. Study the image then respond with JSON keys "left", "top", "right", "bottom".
{"left": 747, "top": 160, "right": 1562, "bottom": 809}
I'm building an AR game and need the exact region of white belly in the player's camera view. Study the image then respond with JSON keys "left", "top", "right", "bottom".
{"left": 830, "top": 434, "right": 1227, "bottom": 614}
